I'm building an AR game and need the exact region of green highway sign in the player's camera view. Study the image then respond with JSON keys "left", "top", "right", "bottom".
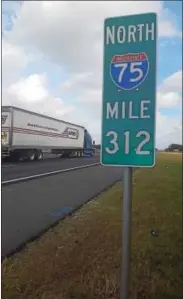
{"left": 101, "top": 13, "right": 157, "bottom": 167}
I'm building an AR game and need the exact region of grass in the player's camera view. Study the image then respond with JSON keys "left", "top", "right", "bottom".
{"left": 2, "top": 152, "right": 182, "bottom": 299}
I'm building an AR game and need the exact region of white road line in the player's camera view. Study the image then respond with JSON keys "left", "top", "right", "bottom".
{"left": 2, "top": 162, "right": 101, "bottom": 185}
{"left": 1, "top": 188, "right": 14, "bottom": 193}
{"left": 2, "top": 165, "right": 17, "bottom": 168}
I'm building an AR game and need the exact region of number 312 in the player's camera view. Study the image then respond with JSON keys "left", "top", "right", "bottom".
{"left": 105, "top": 130, "right": 151, "bottom": 155}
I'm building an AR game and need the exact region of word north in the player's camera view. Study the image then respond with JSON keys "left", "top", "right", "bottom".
{"left": 105, "top": 22, "right": 155, "bottom": 44}
{"left": 106, "top": 100, "right": 150, "bottom": 120}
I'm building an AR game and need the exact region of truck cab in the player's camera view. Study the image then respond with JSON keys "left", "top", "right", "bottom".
{"left": 84, "top": 129, "right": 94, "bottom": 156}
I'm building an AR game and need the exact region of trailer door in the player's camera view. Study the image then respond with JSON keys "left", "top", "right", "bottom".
{"left": 1, "top": 110, "right": 12, "bottom": 147}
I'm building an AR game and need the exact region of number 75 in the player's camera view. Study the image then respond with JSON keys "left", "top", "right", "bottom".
{"left": 114, "top": 62, "right": 143, "bottom": 83}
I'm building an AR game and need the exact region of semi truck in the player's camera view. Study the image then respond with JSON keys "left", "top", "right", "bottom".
{"left": 1, "top": 106, "right": 94, "bottom": 161}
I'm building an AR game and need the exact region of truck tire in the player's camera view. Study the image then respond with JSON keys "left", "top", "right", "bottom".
{"left": 28, "top": 151, "right": 36, "bottom": 161}
{"left": 35, "top": 150, "right": 43, "bottom": 161}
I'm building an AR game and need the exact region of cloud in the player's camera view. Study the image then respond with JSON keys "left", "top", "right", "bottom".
{"left": 159, "top": 20, "right": 182, "bottom": 38}
{"left": 157, "top": 92, "right": 181, "bottom": 109}
{"left": 2, "top": 73, "right": 76, "bottom": 121}
{"left": 8, "top": 74, "right": 48, "bottom": 103}
{"left": 2, "top": 39, "right": 28, "bottom": 87}
{"left": 156, "top": 111, "right": 182, "bottom": 148}
{"left": 159, "top": 70, "right": 182, "bottom": 93}
{"left": 2, "top": 1, "right": 182, "bottom": 148}
{"left": 76, "top": 90, "right": 102, "bottom": 104}
{"left": 61, "top": 72, "right": 101, "bottom": 93}
{"left": 5, "top": 1, "right": 181, "bottom": 75}
{"left": 157, "top": 70, "right": 182, "bottom": 109}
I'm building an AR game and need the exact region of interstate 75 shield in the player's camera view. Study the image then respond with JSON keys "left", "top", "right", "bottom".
{"left": 110, "top": 52, "right": 149, "bottom": 90}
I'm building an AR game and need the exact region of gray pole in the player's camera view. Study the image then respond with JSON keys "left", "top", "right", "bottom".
{"left": 120, "top": 167, "right": 133, "bottom": 299}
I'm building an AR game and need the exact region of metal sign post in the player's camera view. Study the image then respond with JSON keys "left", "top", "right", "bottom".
{"left": 101, "top": 12, "right": 157, "bottom": 299}
{"left": 121, "top": 167, "right": 133, "bottom": 299}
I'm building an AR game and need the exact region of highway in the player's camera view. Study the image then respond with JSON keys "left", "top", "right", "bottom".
{"left": 2, "top": 155, "right": 100, "bottom": 182}
{"left": 2, "top": 156, "right": 123, "bottom": 258}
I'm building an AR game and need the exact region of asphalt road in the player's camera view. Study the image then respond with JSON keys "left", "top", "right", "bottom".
{"left": 2, "top": 155, "right": 100, "bottom": 182}
{"left": 2, "top": 163, "right": 123, "bottom": 258}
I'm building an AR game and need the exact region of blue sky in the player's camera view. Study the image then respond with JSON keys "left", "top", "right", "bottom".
{"left": 158, "top": 1, "right": 182, "bottom": 82}
{"left": 164, "top": 0, "right": 182, "bottom": 30}
{"left": 160, "top": 0, "right": 182, "bottom": 121}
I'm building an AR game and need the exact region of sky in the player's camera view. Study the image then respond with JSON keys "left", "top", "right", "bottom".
{"left": 1, "top": 1, "right": 182, "bottom": 149}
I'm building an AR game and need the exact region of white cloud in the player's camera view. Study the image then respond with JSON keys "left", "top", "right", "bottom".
{"left": 157, "top": 92, "right": 181, "bottom": 109}
{"left": 159, "top": 70, "right": 182, "bottom": 93}
{"left": 158, "top": 20, "right": 182, "bottom": 38}
{"left": 61, "top": 72, "right": 101, "bottom": 93}
{"left": 152, "top": 69, "right": 182, "bottom": 148}
{"left": 8, "top": 74, "right": 48, "bottom": 103}
{"left": 2, "top": 73, "right": 76, "bottom": 121}
{"left": 156, "top": 112, "right": 182, "bottom": 148}
{"left": 2, "top": 39, "right": 28, "bottom": 87}
{"left": 2, "top": 1, "right": 182, "bottom": 148}
{"left": 76, "top": 89, "right": 102, "bottom": 104}
{"left": 5, "top": 1, "right": 181, "bottom": 75}
{"left": 157, "top": 70, "right": 182, "bottom": 110}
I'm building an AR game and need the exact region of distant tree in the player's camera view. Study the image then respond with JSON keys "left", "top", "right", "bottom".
{"left": 168, "top": 144, "right": 183, "bottom": 152}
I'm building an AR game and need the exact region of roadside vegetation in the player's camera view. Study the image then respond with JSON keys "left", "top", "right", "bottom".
{"left": 2, "top": 152, "right": 182, "bottom": 299}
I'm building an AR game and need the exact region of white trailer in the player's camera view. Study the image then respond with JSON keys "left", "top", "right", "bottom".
{"left": 1, "top": 106, "right": 91, "bottom": 161}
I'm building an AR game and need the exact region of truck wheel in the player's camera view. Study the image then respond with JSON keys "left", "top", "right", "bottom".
{"left": 28, "top": 151, "right": 36, "bottom": 161}
{"left": 35, "top": 150, "right": 43, "bottom": 161}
